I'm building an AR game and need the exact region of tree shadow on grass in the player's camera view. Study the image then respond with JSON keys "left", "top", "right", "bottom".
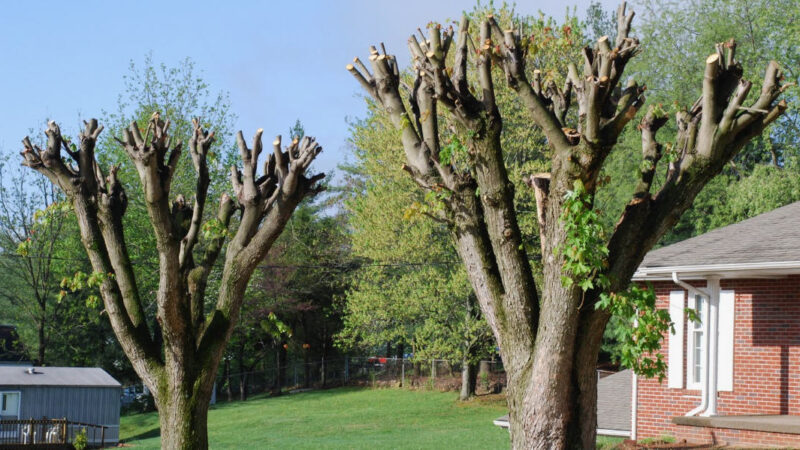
{"left": 122, "top": 426, "right": 161, "bottom": 443}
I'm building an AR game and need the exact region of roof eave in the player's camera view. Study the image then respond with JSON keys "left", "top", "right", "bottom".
{"left": 632, "top": 260, "right": 800, "bottom": 281}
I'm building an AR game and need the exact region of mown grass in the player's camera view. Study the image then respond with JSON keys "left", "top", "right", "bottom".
{"left": 121, "top": 387, "right": 626, "bottom": 448}
{"left": 120, "top": 387, "right": 511, "bottom": 449}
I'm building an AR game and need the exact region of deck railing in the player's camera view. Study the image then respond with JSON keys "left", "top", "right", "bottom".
{"left": 0, "top": 418, "right": 106, "bottom": 447}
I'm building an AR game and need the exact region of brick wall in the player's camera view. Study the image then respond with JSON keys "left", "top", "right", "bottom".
{"left": 634, "top": 276, "right": 800, "bottom": 446}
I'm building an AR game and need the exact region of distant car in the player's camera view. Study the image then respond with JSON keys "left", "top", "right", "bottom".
{"left": 121, "top": 385, "right": 148, "bottom": 405}
{"left": 366, "top": 357, "right": 388, "bottom": 367}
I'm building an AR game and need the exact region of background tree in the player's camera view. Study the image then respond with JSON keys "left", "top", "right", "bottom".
{"left": 338, "top": 101, "right": 494, "bottom": 399}
{"left": 21, "top": 108, "right": 324, "bottom": 450}
{"left": 0, "top": 157, "right": 72, "bottom": 365}
{"left": 347, "top": 2, "right": 788, "bottom": 447}
{"left": 224, "top": 200, "right": 349, "bottom": 397}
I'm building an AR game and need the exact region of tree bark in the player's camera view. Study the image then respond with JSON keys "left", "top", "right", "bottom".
{"left": 158, "top": 379, "right": 210, "bottom": 450}
{"left": 36, "top": 316, "right": 46, "bottom": 366}
{"left": 459, "top": 359, "right": 478, "bottom": 401}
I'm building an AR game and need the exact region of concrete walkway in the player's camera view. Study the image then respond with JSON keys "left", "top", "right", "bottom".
{"left": 673, "top": 414, "right": 800, "bottom": 435}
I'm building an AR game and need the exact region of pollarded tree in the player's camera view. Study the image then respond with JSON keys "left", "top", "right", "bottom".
{"left": 20, "top": 116, "right": 324, "bottom": 449}
{"left": 347, "top": 3, "right": 788, "bottom": 448}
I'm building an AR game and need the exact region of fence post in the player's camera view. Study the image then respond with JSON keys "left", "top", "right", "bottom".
{"left": 344, "top": 356, "right": 349, "bottom": 382}
{"left": 401, "top": 358, "right": 405, "bottom": 388}
{"left": 294, "top": 364, "right": 298, "bottom": 387}
{"left": 61, "top": 418, "right": 67, "bottom": 444}
{"left": 431, "top": 359, "right": 436, "bottom": 380}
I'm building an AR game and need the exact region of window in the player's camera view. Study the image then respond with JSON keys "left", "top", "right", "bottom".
{"left": 691, "top": 295, "right": 705, "bottom": 385}
{"left": 668, "top": 289, "right": 735, "bottom": 392}
{"left": 0, "top": 392, "right": 20, "bottom": 419}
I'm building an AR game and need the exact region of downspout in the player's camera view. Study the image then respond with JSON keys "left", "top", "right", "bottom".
{"left": 702, "top": 276, "right": 721, "bottom": 416}
{"left": 672, "top": 272, "right": 710, "bottom": 416}
{"left": 630, "top": 371, "right": 638, "bottom": 440}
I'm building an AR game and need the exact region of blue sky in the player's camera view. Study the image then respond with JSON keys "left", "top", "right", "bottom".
{"left": 0, "top": 0, "right": 618, "bottom": 176}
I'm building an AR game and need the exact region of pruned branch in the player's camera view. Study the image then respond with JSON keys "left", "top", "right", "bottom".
{"left": 634, "top": 107, "right": 668, "bottom": 199}
{"left": 21, "top": 119, "right": 162, "bottom": 387}
{"left": 180, "top": 118, "right": 215, "bottom": 269}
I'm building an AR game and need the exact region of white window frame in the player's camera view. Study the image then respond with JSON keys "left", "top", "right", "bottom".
{"left": 0, "top": 391, "right": 21, "bottom": 419}
{"left": 686, "top": 294, "right": 705, "bottom": 390}
{"left": 682, "top": 290, "right": 736, "bottom": 392}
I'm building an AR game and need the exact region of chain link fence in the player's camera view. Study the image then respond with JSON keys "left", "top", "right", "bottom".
{"left": 214, "top": 357, "right": 506, "bottom": 403}
{"left": 122, "top": 357, "right": 506, "bottom": 409}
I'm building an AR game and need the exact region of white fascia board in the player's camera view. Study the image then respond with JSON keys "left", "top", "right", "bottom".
{"left": 597, "top": 428, "right": 631, "bottom": 437}
{"left": 633, "top": 261, "right": 800, "bottom": 280}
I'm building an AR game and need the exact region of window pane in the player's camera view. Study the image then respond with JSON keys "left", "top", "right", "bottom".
{"left": 694, "top": 296, "right": 705, "bottom": 329}
{"left": 693, "top": 330, "right": 704, "bottom": 384}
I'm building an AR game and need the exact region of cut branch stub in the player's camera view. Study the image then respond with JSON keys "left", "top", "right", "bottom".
{"left": 115, "top": 115, "right": 183, "bottom": 204}
{"left": 525, "top": 173, "right": 551, "bottom": 251}
{"left": 231, "top": 130, "right": 324, "bottom": 214}
{"left": 21, "top": 120, "right": 113, "bottom": 202}
{"left": 189, "top": 118, "right": 215, "bottom": 172}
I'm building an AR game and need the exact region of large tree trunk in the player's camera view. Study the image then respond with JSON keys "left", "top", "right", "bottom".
{"left": 157, "top": 383, "right": 211, "bottom": 450}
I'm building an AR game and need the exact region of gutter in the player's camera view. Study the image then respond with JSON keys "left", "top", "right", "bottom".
{"left": 630, "top": 371, "right": 638, "bottom": 440}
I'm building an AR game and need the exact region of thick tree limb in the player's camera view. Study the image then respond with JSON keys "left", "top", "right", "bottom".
{"left": 180, "top": 118, "right": 215, "bottom": 269}
{"left": 21, "top": 121, "right": 162, "bottom": 387}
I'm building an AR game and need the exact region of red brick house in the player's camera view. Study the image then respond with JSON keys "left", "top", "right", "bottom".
{"left": 631, "top": 201, "right": 800, "bottom": 446}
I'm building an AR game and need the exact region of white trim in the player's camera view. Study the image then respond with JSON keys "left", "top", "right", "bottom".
{"left": 492, "top": 417, "right": 632, "bottom": 438}
{"left": 667, "top": 291, "right": 685, "bottom": 388}
{"left": 633, "top": 260, "right": 800, "bottom": 280}
{"left": 597, "top": 428, "right": 631, "bottom": 437}
{"left": 492, "top": 418, "right": 509, "bottom": 429}
{"left": 717, "top": 290, "right": 735, "bottom": 392}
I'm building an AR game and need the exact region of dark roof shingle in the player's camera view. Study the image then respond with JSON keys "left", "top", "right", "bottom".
{"left": 597, "top": 369, "right": 631, "bottom": 432}
{"left": 640, "top": 201, "right": 800, "bottom": 269}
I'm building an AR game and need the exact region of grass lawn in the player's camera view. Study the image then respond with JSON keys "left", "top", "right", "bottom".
{"left": 121, "top": 387, "right": 512, "bottom": 449}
